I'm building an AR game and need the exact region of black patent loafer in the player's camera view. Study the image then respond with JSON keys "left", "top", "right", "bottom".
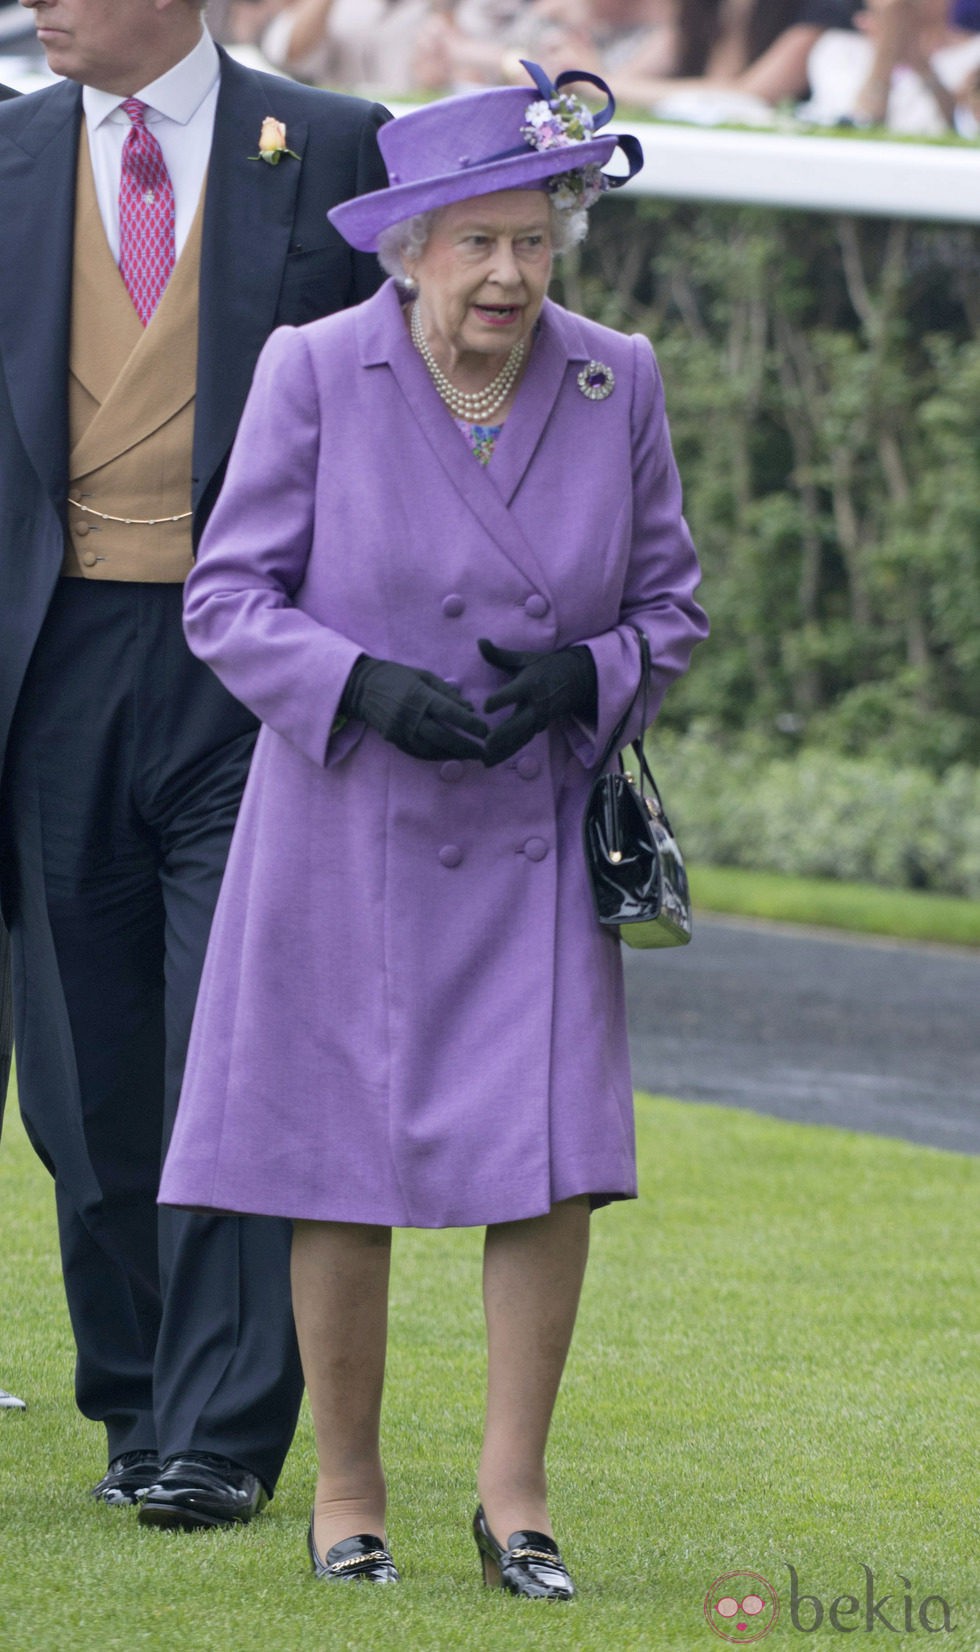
{"left": 308, "top": 1519, "right": 400, "bottom": 1583}
{"left": 473, "top": 1504, "right": 575, "bottom": 1599}
{"left": 137, "top": 1452, "right": 268, "bottom": 1530}
{"left": 90, "top": 1451, "right": 160, "bottom": 1506}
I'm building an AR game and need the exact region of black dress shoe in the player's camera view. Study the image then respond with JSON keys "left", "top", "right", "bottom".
{"left": 473, "top": 1505, "right": 575, "bottom": 1599}
{"left": 137, "top": 1452, "right": 268, "bottom": 1530}
{"left": 307, "top": 1518, "right": 400, "bottom": 1583}
{"left": 90, "top": 1451, "right": 160, "bottom": 1507}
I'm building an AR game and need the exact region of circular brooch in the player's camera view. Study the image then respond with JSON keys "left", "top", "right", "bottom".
{"left": 577, "top": 361, "right": 615, "bottom": 401}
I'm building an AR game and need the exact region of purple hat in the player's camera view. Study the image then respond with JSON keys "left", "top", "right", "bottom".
{"left": 328, "top": 62, "right": 644, "bottom": 253}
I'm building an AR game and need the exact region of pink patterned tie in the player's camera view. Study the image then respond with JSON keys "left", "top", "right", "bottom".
{"left": 118, "top": 97, "right": 175, "bottom": 326}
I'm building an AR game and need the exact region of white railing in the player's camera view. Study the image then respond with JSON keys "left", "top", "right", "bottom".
{"left": 383, "top": 99, "right": 980, "bottom": 227}
{"left": 615, "top": 119, "right": 980, "bottom": 224}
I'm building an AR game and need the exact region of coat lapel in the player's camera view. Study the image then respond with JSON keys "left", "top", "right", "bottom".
{"left": 194, "top": 50, "right": 306, "bottom": 514}
{"left": 484, "top": 300, "right": 591, "bottom": 507}
{"left": 0, "top": 81, "right": 80, "bottom": 507}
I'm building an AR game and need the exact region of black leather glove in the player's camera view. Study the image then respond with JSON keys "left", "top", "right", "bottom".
{"left": 340, "top": 656, "right": 488, "bottom": 761}
{"left": 479, "top": 638, "right": 598, "bottom": 767}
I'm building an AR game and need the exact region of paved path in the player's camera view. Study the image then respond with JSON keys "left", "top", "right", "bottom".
{"left": 623, "top": 915, "right": 980, "bottom": 1155}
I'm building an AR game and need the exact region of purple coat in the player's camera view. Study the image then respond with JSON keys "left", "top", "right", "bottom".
{"left": 159, "top": 279, "right": 707, "bottom": 1227}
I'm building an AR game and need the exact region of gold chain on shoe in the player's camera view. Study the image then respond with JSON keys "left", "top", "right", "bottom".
{"left": 329, "top": 1549, "right": 391, "bottom": 1572}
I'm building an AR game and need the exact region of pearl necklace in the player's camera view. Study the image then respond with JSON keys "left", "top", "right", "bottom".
{"left": 411, "top": 301, "right": 526, "bottom": 422}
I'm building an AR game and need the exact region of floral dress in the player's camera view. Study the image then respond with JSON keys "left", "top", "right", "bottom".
{"left": 455, "top": 419, "right": 503, "bottom": 466}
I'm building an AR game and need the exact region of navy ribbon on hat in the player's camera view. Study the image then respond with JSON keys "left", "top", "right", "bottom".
{"left": 523, "top": 59, "right": 616, "bottom": 128}
{"left": 472, "top": 59, "right": 643, "bottom": 190}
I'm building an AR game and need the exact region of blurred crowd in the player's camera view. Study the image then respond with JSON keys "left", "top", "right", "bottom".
{"left": 206, "top": 0, "right": 980, "bottom": 137}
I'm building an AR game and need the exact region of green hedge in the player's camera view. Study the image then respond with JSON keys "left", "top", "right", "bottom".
{"left": 562, "top": 199, "right": 980, "bottom": 773}
{"left": 557, "top": 197, "right": 980, "bottom": 893}
{"left": 651, "top": 727, "right": 980, "bottom": 896}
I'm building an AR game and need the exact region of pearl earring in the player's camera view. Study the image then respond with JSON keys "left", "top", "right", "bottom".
{"left": 402, "top": 274, "right": 417, "bottom": 293}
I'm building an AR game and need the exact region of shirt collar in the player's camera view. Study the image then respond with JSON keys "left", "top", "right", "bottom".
{"left": 82, "top": 26, "right": 220, "bottom": 131}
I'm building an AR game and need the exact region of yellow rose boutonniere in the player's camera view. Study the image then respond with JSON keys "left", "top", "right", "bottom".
{"left": 250, "top": 117, "right": 300, "bottom": 166}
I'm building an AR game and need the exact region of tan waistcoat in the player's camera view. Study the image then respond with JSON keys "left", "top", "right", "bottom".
{"left": 63, "top": 129, "right": 205, "bottom": 582}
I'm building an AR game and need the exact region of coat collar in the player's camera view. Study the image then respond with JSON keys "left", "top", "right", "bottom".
{"left": 356, "top": 284, "right": 594, "bottom": 591}
{"left": 356, "top": 280, "right": 591, "bottom": 518}
{"left": 82, "top": 23, "right": 220, "bottom": 131}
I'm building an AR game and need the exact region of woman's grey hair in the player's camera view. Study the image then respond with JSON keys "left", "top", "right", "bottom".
{"left": 376, "top": 199, "right": 589, "bottom": 282}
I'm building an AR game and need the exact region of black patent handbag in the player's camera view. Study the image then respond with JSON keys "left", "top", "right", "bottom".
{"left": 583, "top": 629, "right": 692, "bottom": 949}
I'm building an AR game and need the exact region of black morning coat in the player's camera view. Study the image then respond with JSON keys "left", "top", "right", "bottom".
{"left": 0, "top": 51, "right": 388, "bottom": 1186}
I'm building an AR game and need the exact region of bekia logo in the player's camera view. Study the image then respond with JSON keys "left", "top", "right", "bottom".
{"left": 704, "top": 1572, "right": 780, "bottom": 1643}
{"left": 705, "top": 1565, "right": 956, "bottom": 1639}
{"left": 786, "top": 1565, "right": 955, "bottom": 1634}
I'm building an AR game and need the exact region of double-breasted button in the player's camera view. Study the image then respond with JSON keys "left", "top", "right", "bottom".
{"left": 522, "top": 837, "right": 548, "bottom": 862}
{"left": 516, "top": 754, "right": 540, "bottom": 781}
{"left": 75, "top": 522, "right": 91, "bottom": 537}
{"left": 442, "top": 594, "right": 465, "bottom": 618}
{"left": 524, "top": 593, "right": 549, "bottom": 619}
{"left": 440, "top": 760, "right": 463, "bottom": 783}
{"left": 81, "top": 551, "right": 98, "bottom": 568}
{"left": 438, "top": 844, "right": 463, "bottom": 868}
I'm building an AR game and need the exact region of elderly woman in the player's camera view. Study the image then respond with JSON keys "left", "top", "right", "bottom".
{"left": 160, "top": 63, "right": 706, "bottom": 1594}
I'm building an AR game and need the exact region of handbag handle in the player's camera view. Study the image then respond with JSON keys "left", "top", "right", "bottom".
{"left": 595, "top": 625, "right": 651, "bottom": 774}
{"left": 595, "top": 627, "right": 675, "bottom": 833}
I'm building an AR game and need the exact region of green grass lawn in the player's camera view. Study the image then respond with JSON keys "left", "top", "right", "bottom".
{"left": 1, "top": 1090, "right": 977, "bottom": 1652}
{"left": 692, "top": 865, "right": 980, "bottom": 949}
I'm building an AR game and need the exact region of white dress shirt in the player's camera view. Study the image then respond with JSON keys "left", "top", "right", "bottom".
{"left": 82, "top": 28, "right": 220, "bottom": 264}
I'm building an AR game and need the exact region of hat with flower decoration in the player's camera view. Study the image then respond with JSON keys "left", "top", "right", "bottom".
{"left": 328, "top": 61, "right": 643, "bottom": 252}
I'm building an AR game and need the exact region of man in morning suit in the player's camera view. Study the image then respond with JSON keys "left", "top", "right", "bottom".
{"left": 0, "top": 0, "right": 388, "bottom": 1526}
{"left": 0, "top": 80, "right": 16, "bottom": 1119}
